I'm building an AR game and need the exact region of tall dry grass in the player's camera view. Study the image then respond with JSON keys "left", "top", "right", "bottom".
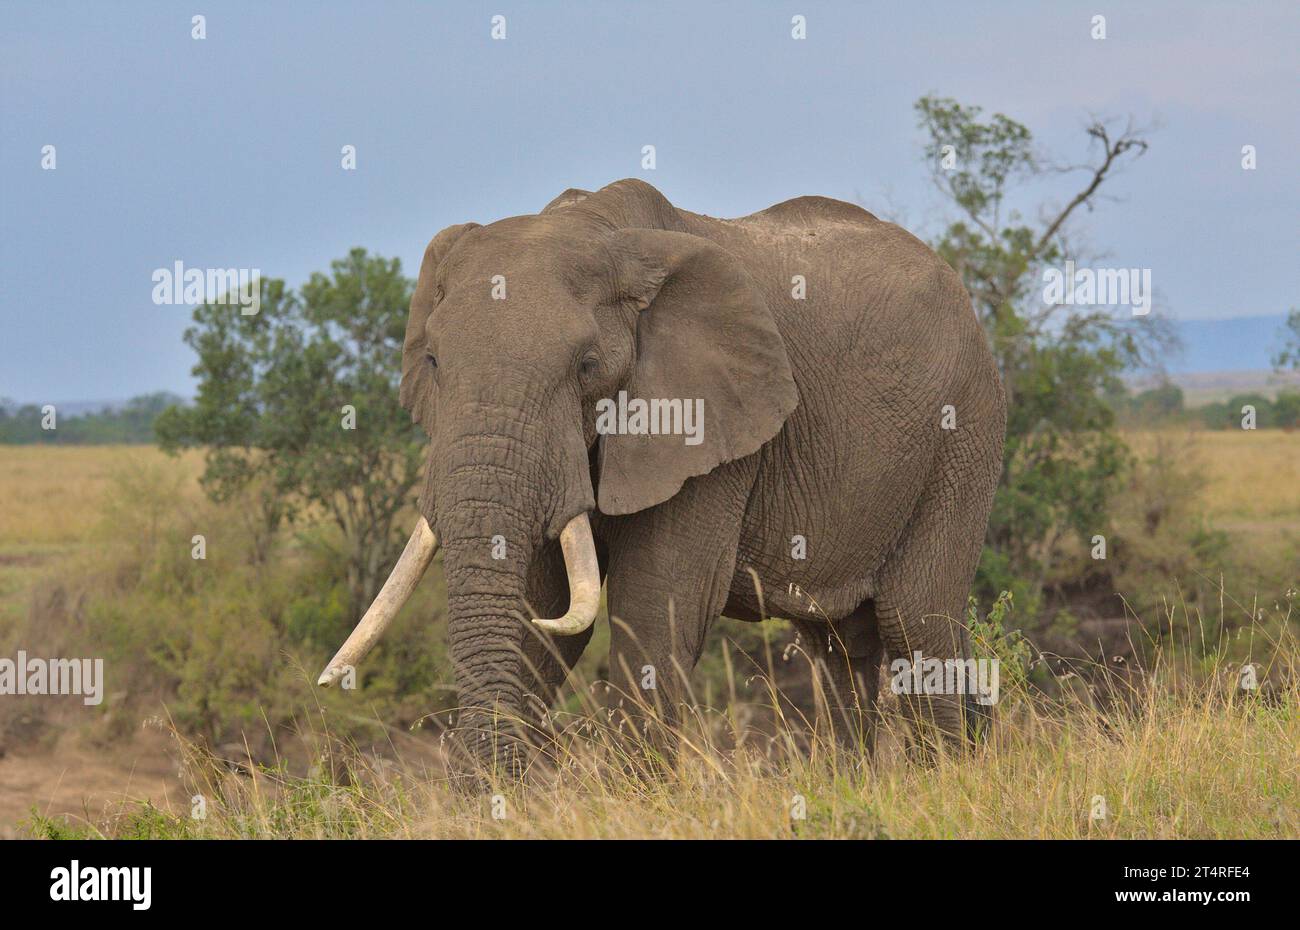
{"left": 32, "top": 595, "right": 1297, "bottom": 840}
{"left": 1123, "top": 428, "right": 1300, "bottom": 538}
{"left": 0, "top": 446, "right": 203, "bottom": 549}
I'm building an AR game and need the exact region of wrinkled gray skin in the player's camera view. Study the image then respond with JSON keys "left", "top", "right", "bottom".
{"left": 401, "top": 179, "right": 1005, "bottom": 772}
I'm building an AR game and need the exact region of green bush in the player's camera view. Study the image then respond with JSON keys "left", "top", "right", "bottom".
{"left": 42, "top": 463, "right": 454, "bottom": 761}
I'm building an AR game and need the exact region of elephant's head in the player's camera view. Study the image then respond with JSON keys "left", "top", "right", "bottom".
{"left": 317, "top": 180, "right": 798, "bottom": 770}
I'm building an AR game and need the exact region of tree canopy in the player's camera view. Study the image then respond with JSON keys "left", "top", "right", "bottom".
{"left": 914, "top": 95, "right": 1162, "bottom": 612}
{"left": 155, "top": 248, "right": 422, "bottom": 616}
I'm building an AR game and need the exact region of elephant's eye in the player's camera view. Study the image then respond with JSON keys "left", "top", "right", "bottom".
{"left": 579, "top": 353, "right": 600, "bottom": 383}
{"left": 426, "top": 352, "right": 438, "bottom": 371}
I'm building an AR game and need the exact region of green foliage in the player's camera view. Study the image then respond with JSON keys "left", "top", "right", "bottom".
{"left": 23, "top": 802, "right": 196, "bottom": 840}
{"left": 1112, "top": 382, "right": 1187, "bottom": 426}
{"left": 915, "top": 96, "right": 1164, "bottom": 619}
{"left": 155, "top": 250, "right": 423, "bottom": 616}
{"left": 914, "top": 96, "right": 1036, "bottom": 225}
{"left": 282, "top": 577, "right": 350, "bottom": 653}
{"left": 967, "top": 591, "right": 1032, "bottom": 697}
{"left": 22, "top": 809, "right": 97, "bottom": 840}
{"left": 1133, "top": 382, "right": 1185, "bottom": 418}
{"left": 1108, "top": 379, "right": 1300, "bottom": 430}
{"left": 12, "top": 457, "right": 454, "bottom": 757}
{"left": 974, "top": 547, "right": 1042, "bottom": 621}
{"left": 0, "top": 392, "right": 183, "bottom": 444}
{"left": 1276, "top": 390, "right": 1300, "bottom": 428}
{"left": 1099, "top": 435, "right": 1231, "bottom": 618}
{"left": 1196, "top": 391, "right": 1300, "bottom": 429}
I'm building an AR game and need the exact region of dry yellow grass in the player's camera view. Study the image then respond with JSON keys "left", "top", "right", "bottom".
{"left": 1188, "top": 430, "right": 1300, "bottom": 521}
{"left": 0, "top": 446, "right": 203, "bottom": 629}
{"left": 1123, "top": 428, "right": 1300, "bottom": 522}
{"left": 4, "top": 438, "right": 1297, "bottom": 839}
{"left": 0, "top": 446, "right": 202, "bottom": 551}
{"left": 4, "top": 431, "right": 1292, "bottom": 551}
{"left": 1123, "top": 428, "right": 1300, "bottom": 576}
{"left": 63, "top": 632, "right": 1300, "bottom": 839}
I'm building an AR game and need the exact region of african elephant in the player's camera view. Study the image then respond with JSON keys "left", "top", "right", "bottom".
{"left": 318, "top": 179, "right": 1006, "bottom": 771}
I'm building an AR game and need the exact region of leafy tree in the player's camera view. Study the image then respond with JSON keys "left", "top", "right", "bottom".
{"left": 1198, "top": 393, "right": 1282, "bottom": 430}
{"left": 1130, "top": 383, "right": 1185, "bottom": 422}
{"left": 914, "top": 96, "right": 1163, "bottom": 613}
{"left": 1108, "top": 382, "right": 1186, "bottom": 427}
{"left": 1273, "top": 390, "right": 1300, "bottom": 429}
{"left": 156, "top": 249, "right": 422, "bottom": 615}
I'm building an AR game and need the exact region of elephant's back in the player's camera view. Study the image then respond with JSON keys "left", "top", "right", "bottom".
{"left": 733, "top": 194, "right": 882, "bottom": 230}
{"left": 687, "top": 199, "right": 981, "bottom": 377}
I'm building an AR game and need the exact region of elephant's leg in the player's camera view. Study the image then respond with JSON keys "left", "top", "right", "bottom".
{"left": 600, "top": 464, "right": 753, "bottom": 769}
{"left": 792, "top": 602, "right": 884, "bottom": 755}
{"left": 873, "top": 445, "right": 997, "bottom": 757}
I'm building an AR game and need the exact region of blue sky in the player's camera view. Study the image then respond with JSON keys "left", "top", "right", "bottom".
{"left": 2, "top": 0, "right": 1297, "bottom": 402}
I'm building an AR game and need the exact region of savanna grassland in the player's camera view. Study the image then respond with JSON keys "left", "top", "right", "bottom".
{"left": 0, "top": 435, "right": 1296, "bottom": 839}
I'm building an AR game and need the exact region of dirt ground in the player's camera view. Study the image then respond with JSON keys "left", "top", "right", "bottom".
{"left": 0, "top": 727, "right": 182, "bottom": 837}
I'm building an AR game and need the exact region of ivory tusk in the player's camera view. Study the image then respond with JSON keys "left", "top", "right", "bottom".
{"left": 317, "top": 516, "right": 438, "bottom": 687}
{"left": 531, "top": 514, "right": 602, "bottom": 636}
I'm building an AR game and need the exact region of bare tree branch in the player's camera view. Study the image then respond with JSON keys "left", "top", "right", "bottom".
{"left": 1034, "top": 121, "right": 1148, "bottom": 255}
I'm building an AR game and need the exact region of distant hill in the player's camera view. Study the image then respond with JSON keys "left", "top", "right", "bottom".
{"left": 1168, "top": 313, "right": 1291, "bottom": 374}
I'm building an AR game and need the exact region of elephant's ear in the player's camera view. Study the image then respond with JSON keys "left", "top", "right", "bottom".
{"left": 597, "top": 229, "right": 799, "bottom": 515}
{"left": 400, "top": 222, "right": 479, "bottom": 432}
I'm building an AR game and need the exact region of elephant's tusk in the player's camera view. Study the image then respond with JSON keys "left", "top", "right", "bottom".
{"left": 317, "top": 517, "right": 439, "bottom": 687}
{"left": 532, "top": 514, "right": 602, "bottom": 636}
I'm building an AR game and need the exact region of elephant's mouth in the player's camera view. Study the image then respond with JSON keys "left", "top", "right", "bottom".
{"left": 316, "top": 512, "right": 600, "bottom": 687}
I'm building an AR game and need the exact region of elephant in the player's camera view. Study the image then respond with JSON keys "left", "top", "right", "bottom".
{"left": 318, "top": 178, "right": 1006, "bottom": 773}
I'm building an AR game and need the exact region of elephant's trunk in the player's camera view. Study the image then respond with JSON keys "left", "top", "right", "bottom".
{"left": 320, "top": 341, "right": 598, "bottom": 773}
{"left": 442, "top": 554, "right": 529, "bottom": 772}
{"left": 435, "top": 470, "right": 538, "bottom": 773}
{"left": 431, "top": 417, "right": 591, "bottom": 774}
